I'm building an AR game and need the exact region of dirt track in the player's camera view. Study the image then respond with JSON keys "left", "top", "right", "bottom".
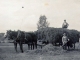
{"left": 0, "top": 43, "right": 80, "bottom": 60}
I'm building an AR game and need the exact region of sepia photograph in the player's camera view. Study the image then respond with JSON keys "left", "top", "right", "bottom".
{"left": 0, "top": 0, "right": 80, "bottom": 60}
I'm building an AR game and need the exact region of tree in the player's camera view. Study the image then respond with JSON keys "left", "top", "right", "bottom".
{"left": 37, "top": 15, "right": 49, "bottom": 30}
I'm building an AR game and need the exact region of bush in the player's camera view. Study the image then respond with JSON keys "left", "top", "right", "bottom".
{"left": 36, "top": 27, "right": 79, "bottom": 45}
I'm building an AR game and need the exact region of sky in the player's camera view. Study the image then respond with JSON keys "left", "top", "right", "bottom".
{"left": 0, "top": 0, "right": 80, "bottom": 33}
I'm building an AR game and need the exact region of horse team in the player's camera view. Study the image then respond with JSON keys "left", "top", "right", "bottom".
{"left": 6, "top": 30, "right": 37, "bottom": 53}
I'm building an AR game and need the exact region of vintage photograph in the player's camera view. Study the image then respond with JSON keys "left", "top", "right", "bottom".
{"left": 0, "top": 0, "right": 80, "bottom": 60}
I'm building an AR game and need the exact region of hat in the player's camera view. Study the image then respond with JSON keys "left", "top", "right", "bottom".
{"left": 63, "top": 33, "right": 66, "bottom": 35}
{"left": 64, "top": 19, "right": 66, "bottom": 21}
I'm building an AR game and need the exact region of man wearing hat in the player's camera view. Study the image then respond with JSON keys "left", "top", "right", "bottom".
{"left": 62, "top": 33, "right": 68, "bottom": 50}
{"left": 62, "top": 20, "right": 69, "bottom": 28}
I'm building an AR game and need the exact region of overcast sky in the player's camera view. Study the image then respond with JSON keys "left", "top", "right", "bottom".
{"left": 0, "top": 0, "right": 80, "bottom": 33}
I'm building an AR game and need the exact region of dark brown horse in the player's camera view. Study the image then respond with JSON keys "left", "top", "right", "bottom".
{"left": 6, "top": 30, "right": 37, "bottom": 53}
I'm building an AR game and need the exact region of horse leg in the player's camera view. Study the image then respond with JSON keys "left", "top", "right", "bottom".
{"left": 33, "top": 44, "right": 34, "bottom": 50}
{"left": 14, "top": 42, "right": 17, "bottom": 52}
{"left": 28, "top": 44, "right": 30, "bottom": 50}
{"left": 35, "top": 43, "right": 37, "bottom": 49}
{"left": 67, "top": 45, "right": 69, "bottom": 50}
{"left": 31, "top": 44, "right": 34, "bottom": 50}
{"left": 19, "top": 42, "right": 23, "bottom": 53}
{"left": 73, "top": 43, "right": 75, "bottom": 49}
{"left": 31, "top": 44, "right": 32, "bottom": 50}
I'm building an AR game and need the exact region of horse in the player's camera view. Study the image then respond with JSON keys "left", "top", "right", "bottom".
{"left": 6, "top": 30, "right": 37, "bottom": 53}
{"left": 66, "top": 39, "right": 76, "bottom": 50}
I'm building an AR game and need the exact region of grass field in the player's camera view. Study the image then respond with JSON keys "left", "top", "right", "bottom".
{"left": 0, "top": 43, "right": 80, "bottom": 60}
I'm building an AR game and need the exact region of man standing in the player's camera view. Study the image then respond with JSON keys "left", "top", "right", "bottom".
{"left": 62, "top": 33, "right": 68, "bottom": 50}
{"left": 62, "top": 20, "right": 69, "bottom": 28}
